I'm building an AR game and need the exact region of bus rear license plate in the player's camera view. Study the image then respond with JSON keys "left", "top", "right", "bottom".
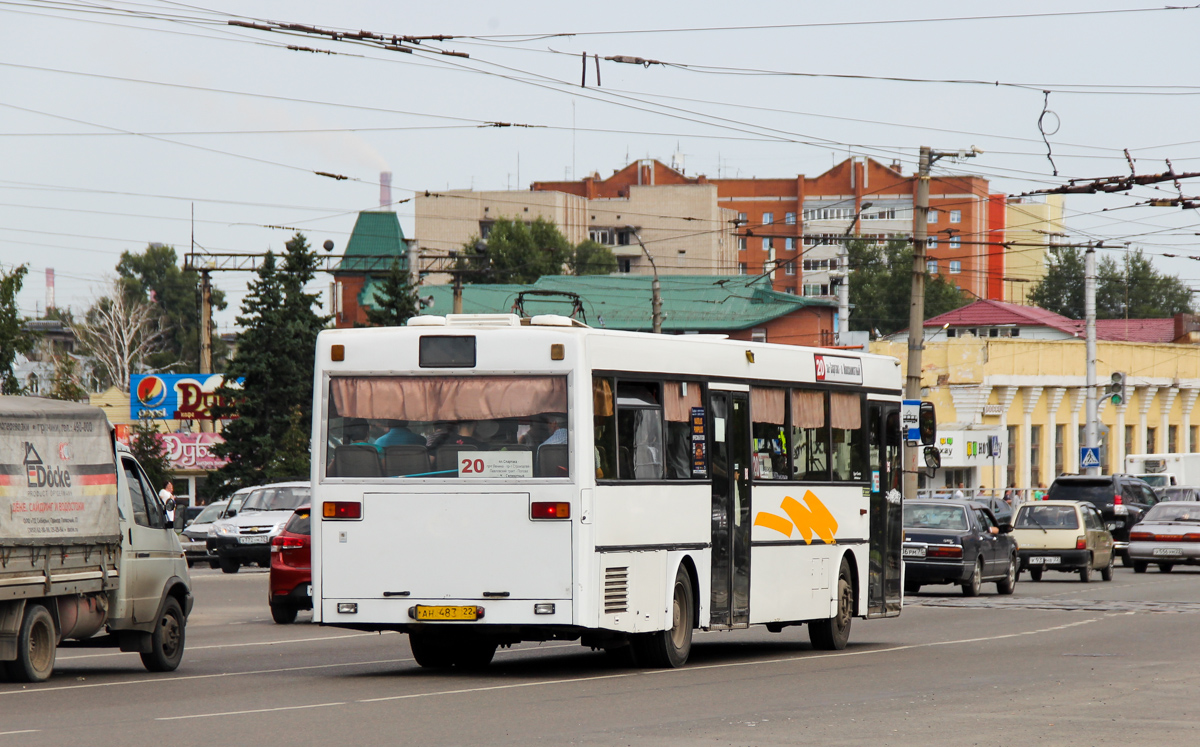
{"left": 414, "top": 605, "right": 479, "bottom": 621}
{"left": 1029, "top": 556, "right": 1060, "bottom": 565}
{"left": 902, "top": 546, "right": 926, "bottom": 558}
{"left": 1153, "top": 547, "right": 1184, "bottom": 557}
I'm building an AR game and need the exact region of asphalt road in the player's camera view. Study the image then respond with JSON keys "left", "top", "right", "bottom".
{"left": 3, "top": 565, "right": 1200, "bottom": 746}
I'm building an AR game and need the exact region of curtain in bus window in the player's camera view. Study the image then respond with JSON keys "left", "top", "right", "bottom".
{"left": 830, "top": 392, "right": 865, "bottom": 481}
{"left": 665, "top": 382, "right": 702, "bottom": 479}
{"left": 330, "top": 376, "right": 566, "bottom": 421}
{"left": 751, "top": 387, "right": 788, "bottom": 480}
{"left": 790, "top": 389, "right": 829, "bottom": 481}
{"left": 593, "top": 377, "right": 616, "bottom": 479}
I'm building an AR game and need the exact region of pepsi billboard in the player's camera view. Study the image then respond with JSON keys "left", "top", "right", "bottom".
{"left": 130, "top": 374, "right": 242, "bottom": 421}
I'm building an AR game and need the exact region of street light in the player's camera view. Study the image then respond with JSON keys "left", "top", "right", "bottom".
{"left": 626, "top": 227, "right": 663, "bottom": 334}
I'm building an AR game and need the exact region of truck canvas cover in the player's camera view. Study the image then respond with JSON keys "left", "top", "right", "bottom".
{"left": 0, "top": 397, "right": 120, "bottom": 544}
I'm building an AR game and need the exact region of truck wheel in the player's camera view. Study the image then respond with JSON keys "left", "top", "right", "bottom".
{"left": 219, "top": 556, "right": 240, "bottom": 574}
{"left": 141, "top": 597, "right": 185, "bottom": 672}
{"left": 809, "top": 556, "right": 854, "bottom": 651}
{"left": 4, "top": 604, "right": 56, "bottom": 683}
{"left": 632, "top": 565, "right": 695, "bottom": 667}
{"left": 270, "top": 603, "right": 298, "bottom": 625}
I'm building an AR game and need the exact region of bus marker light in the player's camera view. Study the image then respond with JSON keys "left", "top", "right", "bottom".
{"left": 337, "top": 603, "right": 358, "bottom": 614}
{"left": 531, "top": 502, "right": 570, "bottom": 519}
{"left": 534, "top": 603, "right": 555, "bottom": 615}
{"left": 324, "top": 501, "right": 362, "bottom": 519}
{"left": 331, "top": 344, "right": 345, "bottom": 361}
{"left": 550, "top": 343, "right": 564, "bottom": 360}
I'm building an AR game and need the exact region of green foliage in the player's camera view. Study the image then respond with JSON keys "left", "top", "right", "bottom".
{"left": 0, "top": 265, "right": 36, "bottom": 394}
{"left": 211, "top": 234, "right": 330, "bottom": 493}
{"left": 847, "top": 238, "right": 968, "bottom": 336}
{"left": 364, "top": 259, "right": 420, "bottom": 327}
{"left": 46, "top": 354, "right": 88, "bottom": 402}
{"left": 464, "top": 217, "right": 572, "bottom": 284}
{"left": 570, "top": 240, "right": 618, "bottom": 276}
{"left": 128, "top": 416, "right": 173, "bottom": 495}
{"left": 1028, "top": 246, "right": 1194, "bottom": 319}
{"left": 117, "top": 244, "right": 227, "bottom": 372}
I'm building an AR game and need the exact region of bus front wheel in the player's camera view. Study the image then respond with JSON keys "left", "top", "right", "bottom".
{"left": 809, "top": 556, "right": 853, "bottom": 651}
{"left": 632, "top": 566, "right": 694, "bottom": 668}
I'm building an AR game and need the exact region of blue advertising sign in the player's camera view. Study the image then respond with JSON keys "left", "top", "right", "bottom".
{"left": 130, "top": 374, "right": 242, "bottom": 420}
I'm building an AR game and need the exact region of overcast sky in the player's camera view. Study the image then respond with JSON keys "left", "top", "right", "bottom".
{"left": 3, "top": 0, "right": 1200, "bottom": 332}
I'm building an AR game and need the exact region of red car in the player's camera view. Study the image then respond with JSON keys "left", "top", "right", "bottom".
{"left": 269, "top": 505, "right": 311, "bottom": 624}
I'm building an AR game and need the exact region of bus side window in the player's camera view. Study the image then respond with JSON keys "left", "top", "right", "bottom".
{"left": 616, "top": 381, "right": 664, "bottom": 480}
{"left": 831, "top": 392, "right": 865, "bottom": 482}
{"left": 751, "top": 387, "right": 788, "bottom": 480}
{"left": 593, "top": 376, "right": 617, "bottom": 480}
{"left": 665, "top": 381, "right": 702, "bottom": 479}
{"left": 791, "top": 389, "right": 828, "bottom": 481}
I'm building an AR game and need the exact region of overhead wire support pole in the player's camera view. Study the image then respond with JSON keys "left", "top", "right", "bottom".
{"left": 628, "top": 228, "right": 663, "bottom": 333}
{"left": 1085, "top": 243, "right": 1099, "bottom": 476}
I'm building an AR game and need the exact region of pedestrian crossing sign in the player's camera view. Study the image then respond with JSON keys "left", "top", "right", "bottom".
{"left": 1080, "top": 447, "right": 1101, "bottom": 469}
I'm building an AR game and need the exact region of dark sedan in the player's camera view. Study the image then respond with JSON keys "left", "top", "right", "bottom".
{"left": 903, "top": 500, "right": 1018, "bottom": 596}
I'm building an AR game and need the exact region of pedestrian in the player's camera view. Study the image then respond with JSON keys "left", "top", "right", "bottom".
{"left": 1003, "top": 484, "right": 1017, "bottom": 504}
{"left": 952, "top": 482, "right": 965, "bottom": 500}
{"left": 1033, "top": 482, "right": 1047, "bottom": 501}
{"left": 159, "top": 481, "right": 176, "bottom": 524}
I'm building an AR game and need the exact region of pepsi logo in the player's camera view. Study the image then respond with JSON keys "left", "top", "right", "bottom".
{"left": 136, "top": 376, "right": 168, "bottom": 407}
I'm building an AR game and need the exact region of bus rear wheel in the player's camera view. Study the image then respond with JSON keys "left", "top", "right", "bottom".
{"left": 409, "top": 632, "right": 455, "bottom": 668}
{"left": 810, "top": 557, "right": 854, "bottom": 651}
{"left": 632, "top": 566, "right": 694, "bottom": 668}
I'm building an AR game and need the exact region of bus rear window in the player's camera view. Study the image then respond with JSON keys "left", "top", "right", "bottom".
{"left": 419, "top": 336, "right": 476, "bottom": 368}
{"left": 325, "top": 375, "right": 568, "bottom": 479}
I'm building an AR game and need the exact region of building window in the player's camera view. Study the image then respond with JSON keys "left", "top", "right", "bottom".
{"left": 1055, "top": 424, "right": 1065, "bottom": 477}
{"left": 926, "top": 260, "right": 938, "bottom": 274}
{"left": 949, "top": 260, "right": 961, "bottom": 274}
{"left": 927, "top": 237, "right": 938, "bottom": 248}
{"left": 783, "top": 287, "right": 796, "bottom": 295}
{"left": 1007, "top": 425, "right": 1018, "bottom": 488}
{"left": 950, "top": 210, "right": 962, "bottom": 223}
{"left": 1147, "top": 427, "right": 1157, "bottom": 453}
{"left": 929, "top": 209, "right": 939, "bottom": 223}
{"left": 1191, "top": 425, "right": 1198, "bottom": 453}
{"left": 1169, "top": 424, "right": 1178, "bottom": 453}
{"left": 1125, "top": 425, "right": 1134, "bottom": 458}
{"left": 949, "top": 236, "right": 961, "bottom": 249}
{"left": 802, "top": 284, "right": 830, "bottom": 297}
{"left": 738, "top": 236, "right": 747, "bottom": 251}
{"left": 785, "top": 237, "right": 795, "bottom": 251}
{"left": 762, "top": 212, "right": 774, "bottom": 225}
{"left": 737, "top": 212, "right": 747, "bottom": 222}
{"left": 763, "top": 237, "right": 772, "bottom": 251}
{"left": 1030, "top": 424, "right": 1042, "bottom": 488}
{"left": 618, "top": 258, "right": 632, "bottom": 273}
{"left": 802, "top": 207, "right": 855, "bottom": 221}
{"left": 751, "top": 328, "right": 767, "bottom": 343}
{"left": 738, "top": 263, "right": 748, "bottom": 275}
{"left": 785, "top": 261, "right": 795, "bottom": 276}
{"left": 785, "top": 212, "right": 796, "bottom": 225}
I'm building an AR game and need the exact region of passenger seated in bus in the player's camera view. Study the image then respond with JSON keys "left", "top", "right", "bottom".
{"left": 429, "top": 420, "right": 485, "bottom": 449}
{"left": 539, "top": 413, "right": 568, "bottom": 448}
{"left": 342, "top": 418, "right": 373, "bottom": 448}
{"left": 374, "top": 419, "right": 425, "bottom": 448}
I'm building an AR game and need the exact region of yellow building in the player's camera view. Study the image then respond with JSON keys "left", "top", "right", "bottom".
{"left": 1004, "top": 194, "right": 1065, "bottom": 306}
{"left": 872, "top": 337, "right": 1200, "bottom": 493}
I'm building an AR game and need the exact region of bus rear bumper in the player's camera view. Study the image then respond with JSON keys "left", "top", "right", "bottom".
{"left": 320, "top": 597, "right": 574, "bottom": 628}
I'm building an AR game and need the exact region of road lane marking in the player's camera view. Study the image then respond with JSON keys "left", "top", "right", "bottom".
{"left": 0, "top": 731, "right": 39, "bottom": 736}
{"left": 156, "top": 702, "right": 345, "bottom": 721}
{"left": 57, "top": 631, "right": 390, "bottom": 660}
{"left": 358, "top": 672, "right": 636, "bottom": 704}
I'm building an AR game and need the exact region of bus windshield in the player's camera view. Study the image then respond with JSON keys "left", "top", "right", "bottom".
{"left": 325, "top": 375, "right": 569, "bottom": 479}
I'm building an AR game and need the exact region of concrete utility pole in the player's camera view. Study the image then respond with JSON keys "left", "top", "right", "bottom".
{"left": 835, "top": 201, "right": 872, "bottom": 346}
{"left": 904, "top": 146, "right": 978, "bottom": 501}
{"left": 628, "top": 228, "right": 663, "bottom": 333}
{"left": 1085, "top": 244, "right": 1099, "bottom": 475}
{"left": 198, "top": 269, "right": 213, "bottom": 433}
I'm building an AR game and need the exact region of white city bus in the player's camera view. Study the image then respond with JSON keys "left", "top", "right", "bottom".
{"left": 311, "top": 313, "right": 917, "bottom": 668}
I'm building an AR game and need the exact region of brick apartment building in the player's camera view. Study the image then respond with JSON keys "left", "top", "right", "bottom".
{"left": 533, "top": 157, "right": 1008, "bottom": 300}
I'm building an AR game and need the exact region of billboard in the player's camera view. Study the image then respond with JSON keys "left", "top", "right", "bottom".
{"left": 130, "top": 374, "right": 242, "bottom": 421}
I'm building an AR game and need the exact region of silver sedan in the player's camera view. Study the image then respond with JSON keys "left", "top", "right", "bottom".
{"left": 1128, "top": 502, "right": 1200, "bottom": 573}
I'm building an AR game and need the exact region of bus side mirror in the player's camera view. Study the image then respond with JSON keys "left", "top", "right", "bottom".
{"left": 923, "top": 445, "right": 941, "bottom": 478}
{"left": 919, "top": 402, "right": 937, "bottom": 446}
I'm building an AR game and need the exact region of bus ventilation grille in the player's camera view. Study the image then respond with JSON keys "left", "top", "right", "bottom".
{"left": 604, "top": 567, "right": 629, "bottom": 614}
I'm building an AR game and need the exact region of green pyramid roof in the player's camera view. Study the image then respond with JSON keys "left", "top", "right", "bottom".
{"left": 334, "top": 211, "right": 409, "bottom": 273}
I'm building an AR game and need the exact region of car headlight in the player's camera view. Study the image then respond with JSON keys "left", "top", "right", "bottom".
{"left": 215, "top": 524, "right": 238, "bottom": 536}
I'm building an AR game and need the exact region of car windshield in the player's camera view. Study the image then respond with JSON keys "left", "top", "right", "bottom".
{"left": 193, "top": 502, "right": 227, "bottom": 523}
{"left": 1016, "top": 505, "right": 1079, "bottom": 529}
{"left": 903, "top": 504, "right": 968, "bottom": 531}
{"left": 1160, "top": 487, "right": 1199, "bottom": 502}
{"left": 1138, "top": 475, "right": 1171, "bottom": 487}
{"left": 228, "top": 491, "right": 249, "bottom": 512}
{"left": 1045, "top": 480, "right": 1115, "bottom": 506}
{"left": 1144, "top": 503, "right": 1200, "bottom": 522}
{"left": 242, "top": 486, "right": 310, "bottom": 512}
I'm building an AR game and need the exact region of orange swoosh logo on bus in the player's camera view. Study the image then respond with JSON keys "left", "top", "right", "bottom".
{"left": 753, "top": 491, "right": 839, "bottom": 544}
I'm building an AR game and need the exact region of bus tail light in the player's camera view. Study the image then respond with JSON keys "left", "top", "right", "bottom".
{"left": 926, "top": 545, "right": 962, "bottom": 559}
{"left": 324, "top": 501, "right": 362, "bottom": 520}
{"left": 531, "top": 502, "right": 570, "bottom": 519}
{"left": 1076, "top": 536, "right": 1087, "bottom": 549}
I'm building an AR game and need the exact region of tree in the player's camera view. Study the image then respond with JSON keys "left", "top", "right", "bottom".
{"left": 364, "top": 259, "right": 420, "bottom": 326}
{"left": 847, "top": 238, "right": 968, "bottom": 336}
{"left": 117, "top": 244, "right": 227, "bottom": 372}
{"left": 570, "top": 240, "right": 618, "bottom": 276}
{"left": 1028, "top": 246, "right": 1194, "bottom": 320}
{"left": 211, "top": 234, "right": 330, "bottom": 493}
{"left": 72, "top": 280, "right": 170, "bottom": 391}
{"left": 46, "top": 354, "right": 88, "bottom": 402}
{"left": 464, "top": 217, "right": 572, "bottom": 284}
{"left": 128, "top": 416, "right": 173, "bottom": 495}
{"left": 0, "top": 265, "right": 37, "bottom": 394}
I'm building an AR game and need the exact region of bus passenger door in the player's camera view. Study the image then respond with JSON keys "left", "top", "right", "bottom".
{"left": 709, "top": 390, "right": 751, "bottom": 628}
{"left": 867, "top": 403, "right": 903, "bottom": 617}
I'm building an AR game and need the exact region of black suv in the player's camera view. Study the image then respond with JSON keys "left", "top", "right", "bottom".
{"left": 1045, "top": 474, "right": 1159, "bottom": 564}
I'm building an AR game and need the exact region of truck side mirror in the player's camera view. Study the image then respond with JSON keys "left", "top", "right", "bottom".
{"left": 919, "top": 402, "right": 937, "bottom": 446}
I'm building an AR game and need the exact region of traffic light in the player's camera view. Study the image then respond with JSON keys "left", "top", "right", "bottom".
{"left": 1109, "top": 372, "right": 1127, "bottom": 406}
